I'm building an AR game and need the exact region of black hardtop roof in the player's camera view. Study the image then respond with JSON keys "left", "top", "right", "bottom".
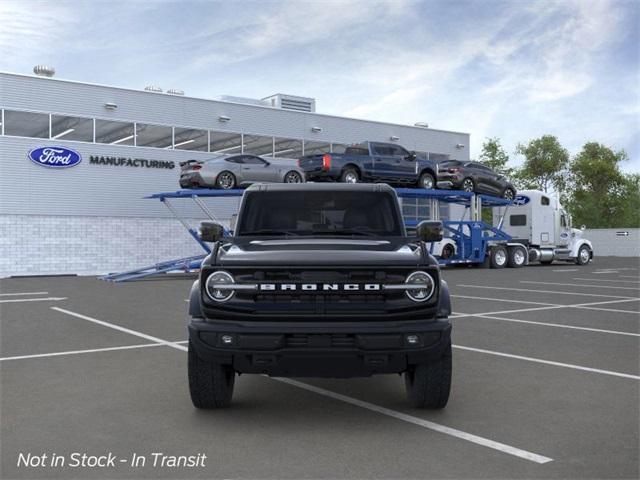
{"left": 245, "top": 183, "right": 396, "bottom": 193}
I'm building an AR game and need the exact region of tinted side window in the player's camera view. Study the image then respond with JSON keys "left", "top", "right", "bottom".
{"left": 372, "top": 144, "right": 393, "bottom": 155}
{"left": 345, "top": 147, "right": 369, "bottom": 156}
{"left": 510, "top": 215, "right": 527, "bottom": 226}
{"left": 243, "top": 156, "right": 266, "bottom": 165}
{"left": 541, "top": 196, "right": 550, "bottom": 205}
{"left": 390, "top": 145, "right": 410, "bottom": 157}
{"left": 226, "top": 156, "right": 243, "bottom": 164}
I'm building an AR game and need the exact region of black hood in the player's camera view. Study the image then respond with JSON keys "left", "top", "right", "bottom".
{"left": 214, "top": 237, "right": 424, "bottom": 267}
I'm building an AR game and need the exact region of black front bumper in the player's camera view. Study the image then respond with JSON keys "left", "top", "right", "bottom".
{"left": 189, "top": 318, "right": 451, "bottom": 378}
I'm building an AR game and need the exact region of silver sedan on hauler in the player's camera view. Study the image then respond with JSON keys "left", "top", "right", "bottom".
{"left": 179, "top": 154, "right": 305, "bottom": 189}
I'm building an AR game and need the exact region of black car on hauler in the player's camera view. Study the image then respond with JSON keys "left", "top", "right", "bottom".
{"left": 186, "top": 183, "right": 452, "bottom": 409}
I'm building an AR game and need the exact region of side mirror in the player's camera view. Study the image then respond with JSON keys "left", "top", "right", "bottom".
{"left": 407, "top": 151, "right": 417, "bottom": 161}
{"left": 200, "top": 221, "right": 225, "bottom": 242}
{"left": 416, "top": 220, "right": 443, "bottom": 242}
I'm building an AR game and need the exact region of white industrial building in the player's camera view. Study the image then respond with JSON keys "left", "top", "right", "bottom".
{"left": 0, "top": 69, "right": 470, "bottom": 277}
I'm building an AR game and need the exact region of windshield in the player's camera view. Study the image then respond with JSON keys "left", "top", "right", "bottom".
{"left": 236, "top": 191, "right": 404, "bottom": 237}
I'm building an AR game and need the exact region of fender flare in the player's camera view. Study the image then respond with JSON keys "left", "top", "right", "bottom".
{"left": 437, "top": 279, "right": 452, "bottom": 318}
{"left": 188, "top": 280, "right": 203, "bottom": 318}
{"left": 570, "top": 239, "right": 594, "bottom": 258}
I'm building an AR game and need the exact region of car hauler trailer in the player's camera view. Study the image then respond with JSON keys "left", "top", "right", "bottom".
{"left": 492, "top": 190, "right": 593, "bottom": 265}
{"left": 101, "top": 187, "right": 594, "bottom": 282}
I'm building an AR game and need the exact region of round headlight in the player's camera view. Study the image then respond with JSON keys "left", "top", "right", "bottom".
{"left": 205, "top": 271, "right": 235, "bottom": 302}
{"left": 405, "top": 271, "right": 435, "bottom": 302}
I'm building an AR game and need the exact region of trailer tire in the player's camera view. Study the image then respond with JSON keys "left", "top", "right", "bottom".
{"left": 490, "top": 245, "right": 508, "bottom": 269}
{"left": 576, "top": 245, "right": 591, "bottom": 265}
{"left": 507, "top": 246, "right": 526, "bottom": 268}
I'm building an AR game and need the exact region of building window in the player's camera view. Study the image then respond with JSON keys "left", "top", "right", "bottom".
{"left": 173, "top": 127, "right": 208, "bottom": 151}
{"left": 273, "top": 137, "right": 303, "bottom": 159}
{"left": 51, "top": 114, "right": 93, "bottom": 142}
{"left": 3, "top": 110, "right": 49, "bottom": 138}
{"left": 243, "top": 134, "right": 274, "bottom": 156}
{"left": 303, "top": 140, "right": 331, "bottom": 156}
{"left": 210, "top": 131, "right": 243, "bottom": 154}
{"left": 95, "top": 119, "right": 135, "bottom": 145}
{"left": 135, "top": 123, "right": 173, "bottom": 148}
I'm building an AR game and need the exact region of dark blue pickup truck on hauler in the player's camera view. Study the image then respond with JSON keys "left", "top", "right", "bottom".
{"left": 298, "top": 141, "right": 440, "bottom": 189}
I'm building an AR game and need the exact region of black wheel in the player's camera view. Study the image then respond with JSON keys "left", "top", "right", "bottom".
{"left": 441, "top": 243, "right": 455, "bottom": 259}
{"left": 540, "top": 259, "right": 554, "bottom": 265}
{"left": 490, "top": 245, "right": 508, "bottom": 269}
{"left": 461, "top": 178, "right": 475, "bottom": 192}
{"left": 404, "top": 342, "right": 452, "bottom": 409}
{"left": 340, "top": 168, "right": 359, "bottom": 183}
{"left": 503, "top": 188, "right": 516, "bottom": 201}
{"left": 419, "top": 172, "right": 435, "bottom": 190}
{"left": 188, "top": 341, "right": 235, "bottom": 408}
{"left": 507, "top": 246, "right": 526, "bottom": 268}
{"left": 216, "top": 171, "right": 236, "bottom": 190}
{"left": 576, "top": 245, "right": 591, "bottom": 265}
{"left": 284, "top": 170, "right": 303, "bottom": 183}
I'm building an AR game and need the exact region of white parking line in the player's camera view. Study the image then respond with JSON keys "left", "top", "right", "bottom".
{"left": 0, "top": 297, "right": 67, "bottom": 304}
{"left": 454, "top": 314, "right": 639, "bottom": 337}
{"left": 454, "top": 345, "right": 640, "bottom": 380}
{"left": 456, "top": 284, "right": 637, "bottom": 299}
{"left": 452, "top": 297, "right": 640, "bottom": 318}
{"left": 451, "top": 294, "right": 560, "bottom": 306}
{"left": 520, "top": 281, "right": 640, "bottom": 291}
{"left": 572, "top": 278, "right": 640, "bottom": 284}
{"left": 552, "top": 269, "right": 579, "bottom": 272}
{"left": 51, "top": 307, "right": 188, "bottom": 352}
{"left": 49, "top": 307, "right": 554, "bottom": 464}
{"left": 0, "top": 291, "right": 49, "bottom": 296}
{"left": 0, "top": 341, "right": 188, "bottom": 362}
{"left": 274, "top": 377, "right": 553, "bottom": 464}
{"left": 620, "top": 275, "right": 640, "bottom": 279}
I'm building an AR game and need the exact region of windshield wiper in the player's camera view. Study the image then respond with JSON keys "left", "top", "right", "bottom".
{"left": 240, "top": 229, "right": 301, "bottom": 236}
{"left": 313, "top": 229, "right": 378, "bottom": 237}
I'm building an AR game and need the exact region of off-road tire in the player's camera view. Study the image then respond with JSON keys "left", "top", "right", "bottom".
{"left": 490, "top": 245, "right": 508, "bottom": 269}
{"left": 188, "top": 341, "right": 235, "bottom": 408}
{"left": 340, "top": 168, "right": 359, "bottom": 183}
{"left": 404, "top": 342, "right": 452, "bottom": 409}
{"left": 419, "top": 172, "right": 436, "bottom": 190}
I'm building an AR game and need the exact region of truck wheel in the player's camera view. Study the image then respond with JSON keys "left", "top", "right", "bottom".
{"left": 340, "top": 168, "right": 359, "bottom": 183}
{"left": 216, "top": 171, "right": 236, "bottom": 189}
{"left": 284, "top": 171, "right": 303, "bottom": 183}
{"left": 503, "top": 188, "right": 516, "bottom": 201}
{"left": 419, "top": 172, "right": 435, "bottom": 189}
{"left": 404, "top": 341, "right": 452, "bottom": 409}
{"left": 490, "top": 245, "right": 508, "bottom": 269}
{"left": 188, "top": 341, "right": 235, "bottom": 408}
{"left": 576, "top": 245, "right": 591, "bottom": 265}
{"left": 507, "top": 246, "right": 526, "bottom": 268}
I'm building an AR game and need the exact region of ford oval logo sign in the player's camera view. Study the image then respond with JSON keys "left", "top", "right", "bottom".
{"left": 513, "top": 195, "right": 530, "bottom": 206}
{"left": 28, "top": 146, "right": 82, "bottom": 168}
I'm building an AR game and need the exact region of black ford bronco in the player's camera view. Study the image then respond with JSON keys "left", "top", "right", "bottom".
{"left": 187, "top": 183, "right": 452, "bottom": 408}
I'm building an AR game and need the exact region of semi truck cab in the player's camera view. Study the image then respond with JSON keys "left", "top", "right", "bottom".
{"left": 494, "top": 190, "right": 593, "bottom": 265}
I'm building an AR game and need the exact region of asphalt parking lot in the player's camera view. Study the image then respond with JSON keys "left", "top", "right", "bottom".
{"left": 1, "top": 257, "right": 638, "bottom": 479}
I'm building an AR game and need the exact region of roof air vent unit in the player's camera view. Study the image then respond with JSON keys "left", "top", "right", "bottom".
{"left": 262, "top": 94, "right": 316, "bottom": 113}
{"left": 33, "top": 65, "right": 55, "bottom": 77}
{"left": 144, "top": 85, "right": 163, "bottom": 93}
{"left": 167, "top": 89, "right": 185, "bottom": 95}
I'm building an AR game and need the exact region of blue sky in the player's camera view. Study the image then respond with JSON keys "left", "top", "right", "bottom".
{"left": 1, "top": 0, "right": 638, "bottom": 171}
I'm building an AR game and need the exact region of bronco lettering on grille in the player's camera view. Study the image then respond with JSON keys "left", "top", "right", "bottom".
{"left": 258, "top": 283, "right": 382, "bottom": 291}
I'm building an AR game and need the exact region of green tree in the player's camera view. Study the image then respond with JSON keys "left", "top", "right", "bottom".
{"left": 565, "top": 142, "right": 638, "bottom": 228}
{"left": 479, "top": 137, "right": 513, "bottom": 176}
{"left": 515, "top": 135, "right": 569, "bottom": 193}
